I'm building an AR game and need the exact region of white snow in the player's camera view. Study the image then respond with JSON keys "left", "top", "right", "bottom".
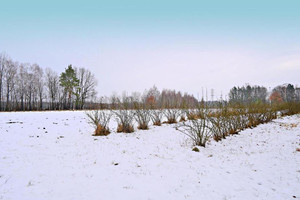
{"left": 0, "top": 111, "right": 299, "bottom": 200}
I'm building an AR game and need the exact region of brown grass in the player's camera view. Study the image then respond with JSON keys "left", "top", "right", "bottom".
{"left": 229, "top": 129, "right": 239, "bottom": 135}
{"left": 94, "top": 124, "right": 110, "bottom": 136}
{"left": 290, "top": 123, "right": 298, "bottom": 128}
{"left": 137, "top": 123, "right": 149, "bottom": 130}
{"left": 187, "top": 113, "right": 198, "bottom": 120}
{"left": 213, "top": 135, "right": 222, "bottom": 142}
{"left": 179, "top": 116, "right": 186, "bottom": 122}
{"left": 166, "top": 118, "right": 177, "bottom": 124}
{"left": 153, "top": 121, "right": 161, "bottom": 126}
{"left": 117, "top": 124, "right": 134, "bottom": 133}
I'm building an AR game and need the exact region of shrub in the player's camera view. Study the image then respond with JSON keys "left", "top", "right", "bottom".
{"left": 134, "top": 108, "right": 151, "bottom": 130}
{"left": 150, "top": 109, "right": 163, "bottom": 126}
{"left": 86, "top": 110, "right": 112, "bottom": 136}
{"left": 177, "top": 107, "right": 211, "bottom": 147}
{"left": 112, "top": 95, "right": 136, "bottom": 133}
{"left": 209, "top": 115, "right": 228, "bottom": 141}
{"left": 186, "top": 110, "right": 198, "bottom": 120}
{"left": 209, "top": 102, "right": 231, "bottom": 141}
{"left": 286, "top": 102, "right": 300, "bottom": 115}
{"left": 177, "top": 118, "right": 211, "bottom": 147}
{"left": 257, "top": 104, "right": 277, "bottom": 123}
{"left": 227, "top": 115, "right": 241, "bottom": 134}
{"left": 164, "top": 109, "right": 180, "bottom": 124}
{"left": 113, "top": 109, "right": 135, "bottom": 133}
{"left": 178, "top": 109, "right": 187, "bottom": 122}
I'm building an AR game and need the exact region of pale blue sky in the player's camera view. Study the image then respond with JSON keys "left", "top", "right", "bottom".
{"left": 1, "top": 0, "right": 300, "bottom": 99}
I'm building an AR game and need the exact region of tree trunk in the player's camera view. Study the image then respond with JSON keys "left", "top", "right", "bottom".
{"left": 6, "top": 84, "right": 10, "bottom": 111}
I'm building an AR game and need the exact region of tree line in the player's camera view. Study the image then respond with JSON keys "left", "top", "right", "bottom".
{"left": 105, "top": 85, "right": 198, "bottom": 110}
{"left": 0, "top": 52, "right": 198, "bottom": 112}
{"left": 0, "top": 52, "right": 97, "bottom": 111}
{"left": 1, "top": 52, "right": 299, "bottom": 112}
{"left": 228, "top": 84, "right": 300, "bottom": 104}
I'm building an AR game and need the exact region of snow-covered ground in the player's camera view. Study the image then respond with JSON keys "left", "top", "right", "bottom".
{"left": 0, "top": 111, "right": 299, "bottom": 200}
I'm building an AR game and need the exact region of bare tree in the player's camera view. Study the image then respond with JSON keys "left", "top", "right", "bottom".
{"left": 0, "top": 53, "right": 7, "bottom": 111}
{"left": 45, "top": 68, "right": 59, "bottom": 110}
{"left": 24, "top": 65, "right": 40, "bottom": 110}
{"left": 75, "top": 67, "right": 97, "bottom": 109}
{"left": 32, "top": 64, "right": 44, "bottom": 110}
{"left": 16, "top": 63, "right": 28, "bottom": 110}
{"left": 57, "top": 85, "right": 65, "bottom": 110}
{"left": 143, "top": 85, "right": 161, "bottom": 108}
{"left": 110, "top": 92, "right": 119, "bottom": 109}
{"left": 4, "top": 58, "right": 17, "bottom": 111}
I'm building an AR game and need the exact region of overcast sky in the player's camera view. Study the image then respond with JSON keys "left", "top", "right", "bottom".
{"left": 1, "top": 0, "right": 300, "bottom": 100}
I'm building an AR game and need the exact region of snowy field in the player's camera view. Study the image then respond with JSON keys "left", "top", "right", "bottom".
{"left": 0, "top": 111, "right": 299, "bottom": 200}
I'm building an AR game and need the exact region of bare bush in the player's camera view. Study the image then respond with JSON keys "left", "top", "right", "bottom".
{"left": 177, "top": 118, "right": 211, "bottom": 147}
{"left": 186, "top": 110, "right": 198, "bottom": 120}
{"left": 208, "top": 103, "right": 230, "bottom": 141}
{"left": 134, "top": 108, "right": 151, "bottom": 130}
{"left": 179, "top": 109, "right": 187, "bottom": 122}
{"left": 113, "top": 96, "right": 135, "bottom": 133}
{"left": 209, "top": 115, "right": 227, "bottom": 141}
{"left": 227, "top": 115, "right": 242, "bottom": 134}
{"left": 164, "top": 109, "right": 180, "bottom": 124}
{"left": 256, "top": 104, "right": 277, "bottom": 124}
{"left": 245, "top": 103, "right": 274, "bottom": 128}
{"left": 113, "top": 109, "right": 135, "bottom": 133}
{"left": 177, "top": 106, "right": 211, "bottom": 147}
{"left": 150, "top": 109, "right": 163, "bottom": 126}
{"left": 86, "top": 110, "right": 112, "bottom": 136}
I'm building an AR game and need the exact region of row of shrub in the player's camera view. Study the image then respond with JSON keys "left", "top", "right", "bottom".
{"left": 86, "top": 107, "right": 182, "bottom": 136}
{"left": 177, "top": 101, "right": 300, "bottom": 147}
{"left": 86, "top": 101, "right": 300, "bottom": 148}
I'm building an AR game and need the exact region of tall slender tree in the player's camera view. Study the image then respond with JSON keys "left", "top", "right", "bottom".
{"left": 45, "top": 68, "right": 59, "bottom": 110}
{"left": 0, "top": 53, "right": 7, "bottom": 111}
{"left": 16, "top": 63, "right": 28, "bottom": 110}
{"left": 32, "top": 64, "right": 44, "bottom": 110}
{"left": 286, "top": 84, "right": 295, "bottom": 102}
{"left": 59, "top": 65, "right": 79, "bottom": 109}
{"left": 75, "top": 67, "right": 97, "bottom": 109}
{"left": 5, "top": 58, "right": 17, "bottom": 110}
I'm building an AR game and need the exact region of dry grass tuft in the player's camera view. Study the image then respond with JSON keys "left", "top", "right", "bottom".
{"left": 153, "top": 121, "right": 161, "bottom": 126}
{"left": 213, "top": 135, "right": 222, "bottom": 142}
{"left": 117, "top": 124, "right": 134, "bottom": 133}
{"left": 137, "top": 123, "right": 149, "bottom": 130}
{"left": 187, "top": 112, "right": 198, "bottom": 120}
{"left": 166, "top": 118, "right": 177, "bottom": 124}
{"left": 290, "top": 123, "right": 298, "bottom": 128}
{"left": 179, "top": 116, "right": 186, "bottom": 122}
{"left": 94, "top": 124, "right": 110, "bottom": 136}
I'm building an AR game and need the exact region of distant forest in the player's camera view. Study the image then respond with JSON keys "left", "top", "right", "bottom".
{"left": 0, "top": 52, "right": 299, "bottom": 111}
